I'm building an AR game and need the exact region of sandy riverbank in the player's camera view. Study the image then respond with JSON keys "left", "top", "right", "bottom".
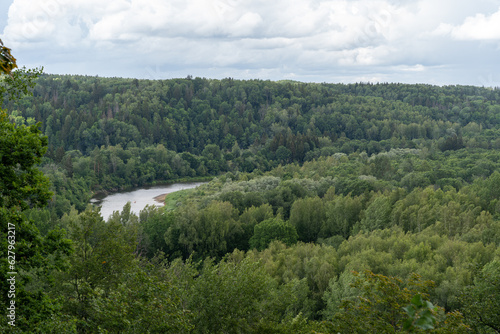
{"left": 153, "top": 193, "right": 168, "bottom": 203}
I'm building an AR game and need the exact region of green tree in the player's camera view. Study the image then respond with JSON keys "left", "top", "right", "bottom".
{"left": 0, "top": 44, "right": 72, "bottom": 332}
{"left": 237, "top": 204, "right": 274, "bottom": 250}
{"left": 322, "top": 270, "right": 357, "bottom": 319}
{"left": 275, "top": 145, "right": 292, "bottom": 164}
{"left": 139, "top": 205, "right": 175, "bottom": 258}
{"left": 0, "top": 110, "right": 51, "bottom": 210}
{"left": 246, "top": 241, "right": 338, "bottom": 318}
{"left": 459, "top": 259, "right": 500, "bottom": 333}
{"left": 403, "top": 294, "right": 438, "bottom": 331}
{"left": 188, "top": 257, "right": 272, "bottom": 333}
{"left": 58, "top": 206, "right": 137, "bottom": 332}
{"left": 289, "top": 196, "right": 326, "bottom": 242}
{"left": 328, "top": 270, "right": 469, "bottom": 333}
{"left": 91, "top": 264, "right": 194, "bottom": 333}
{"left": 359, "top": 195, "right": 392, "bottom": 231}
{"left": 167, "top": 201, "right": 241, "bottom": 259}
{"left": 322, "top": 194, "right": 363, "bottom": 239}
{"left": 249, "top": 217, "right": 298, "bottom": 250}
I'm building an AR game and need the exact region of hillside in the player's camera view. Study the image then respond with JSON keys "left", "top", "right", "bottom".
{"left": 2, "top": 74, "right": 500, "bottom": 333}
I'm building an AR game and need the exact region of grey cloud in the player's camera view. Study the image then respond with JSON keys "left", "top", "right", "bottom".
{"left": 1, "top": 0, "right": 499, "bottom": 87}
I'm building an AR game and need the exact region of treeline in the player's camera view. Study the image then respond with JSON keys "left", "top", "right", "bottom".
{"left": 5, "top": 75, "right": 500, "bottom": 164}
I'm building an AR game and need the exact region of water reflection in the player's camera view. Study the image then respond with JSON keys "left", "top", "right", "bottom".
{"left": 90, "top": 182, "right": 205, "bottom": 221}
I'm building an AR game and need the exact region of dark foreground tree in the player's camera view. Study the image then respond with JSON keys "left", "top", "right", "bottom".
{"left": 459, "top": 260, "right": 500, "bottom": 333}
{"left": 326, "top": 270, "right": 469, "bottom": 333}
{"left": 0, "top": 40, "right": 73, "bottom": 332}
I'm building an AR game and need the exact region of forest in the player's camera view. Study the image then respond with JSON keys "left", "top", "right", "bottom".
{"left": 1, "top": 61, "right": 500, "bottom": 333}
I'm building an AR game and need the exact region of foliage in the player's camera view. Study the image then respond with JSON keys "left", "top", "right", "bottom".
{"left": 403, "top": 294, "right": 438, "bottom": 331}
{"left": 57, "top": 206, "right": 138, "bottom": 331}
{"left": 7, "top": 74, "right": 500, "bottom": 206}
{"left": 459, "top": 259, "right": 500, "bottom": 333}
{"left": 0, "top": 46, "right": 72, "bottom": 333}
{"left": 188, "top": 257, "right": 278, "bottom": 333}
{"left": 249, "top": 218, "right": 298, "bottom": 250}
{"left": 91, "top": 266, "right": 194, "bottom": 333}
{"left": 0, "top": 109, "right": 51, "bottom": 210}
{"left": 0, "top": 38, "right": 17, "bottom": 75}
{"left": 327, "top": 270, "right": 469, "bottom": 333}
{"left": 330, "top": 271, "right": 433, "bottom": 332}
{"left": 289, "top": 196, "right": 325, "bottom": 242}
{"left": 4, "top": 63, "right": 500, "bottom": 331}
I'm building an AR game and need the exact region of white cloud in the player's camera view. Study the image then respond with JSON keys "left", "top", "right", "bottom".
{"left": 398, "top": 64, "right": 426, "bottom": 72}
{"left": 1, "top": 0, "right": 499, "bottom": 86}
{"left": 436, "top": 7, "right": 500, "bottom": 40}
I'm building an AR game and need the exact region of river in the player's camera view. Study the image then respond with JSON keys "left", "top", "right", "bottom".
{"left": 90, "top": 182, "right": 205, "bottom": 221}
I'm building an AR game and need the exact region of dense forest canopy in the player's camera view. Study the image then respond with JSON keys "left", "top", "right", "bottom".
{"left": 8, "top": 75, "right": 500, "bottom": 156}
{"left": 2, "top": 72, "right": 500, "bottom": 333}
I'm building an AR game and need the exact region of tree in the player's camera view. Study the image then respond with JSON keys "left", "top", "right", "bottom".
{"left": 249, "top": 217, "right": 298, "bottom": 250}
{"left": 58, "top": 206, "right": 138, "bottom": 332}
{"left": 289, "top": 196, "right": 325, "bottom": 243}
{"left": 167, "top": 201, "right": 242, "bottom": 259}
{"left": 459, "top": 260, "right": 500, "bottom": 333}
{"left": 275, "top": 145, "right": 292, "bottom": 164}
{"left": 0, "top": 39, "right": 17, "bottom": 75}
{"left": 322, "top": 194, "right": 363, "bottom": 239}
{"left": 1, "top": 40, "right": 72, "bottom": 332}
{"left": 322, "top": 270, "right": 357, "bottom": 319}
{"left": 90, "top": 264, "right": 194, "bottom": 333}
{"left": 327, "top": 270, "right": 469, "bottom": 333}
{"left": 139, "top": 205, "right": 175, "bottom": 258}
{"left": 188, "top": 257, "right": 271, "bottom": 333}
{"left": 0, "top": 100, "right": 49, "bottom": 210}
{"left": 403, "top": 294, "right": 438, "bottom": 331}
{"left": 359, "top": 195, "right": 392, "bottom": 232}
{"left": 0, "top": 41, "right": 41, "bottom": 102}
{"left": 237, "top": 204, "right": 274, "bottom": 251}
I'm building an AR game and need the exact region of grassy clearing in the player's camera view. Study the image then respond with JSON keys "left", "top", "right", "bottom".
{"left": 163, "top": 188, "right": 197, "bottom": 211}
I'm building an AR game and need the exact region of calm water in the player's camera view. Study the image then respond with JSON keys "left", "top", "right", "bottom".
{"left": 90, "top": 182, "right": 205, "bottom": 221}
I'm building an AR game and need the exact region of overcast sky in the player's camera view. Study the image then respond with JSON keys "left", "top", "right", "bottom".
{"left": 1, "top": 0, "right": 500, "bottom": 86}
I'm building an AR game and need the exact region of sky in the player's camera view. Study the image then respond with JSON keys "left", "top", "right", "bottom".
{"left": 1, "top": 0, "right": 500, "bottom": 86}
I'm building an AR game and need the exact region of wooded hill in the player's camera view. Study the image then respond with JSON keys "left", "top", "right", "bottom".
{"left": 2, "top": 74, "right": 500, "bottom": 333}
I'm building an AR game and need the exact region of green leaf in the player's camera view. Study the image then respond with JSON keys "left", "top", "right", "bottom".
{"left": 410, "top": 293, "right": 424, "bottom": 308}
